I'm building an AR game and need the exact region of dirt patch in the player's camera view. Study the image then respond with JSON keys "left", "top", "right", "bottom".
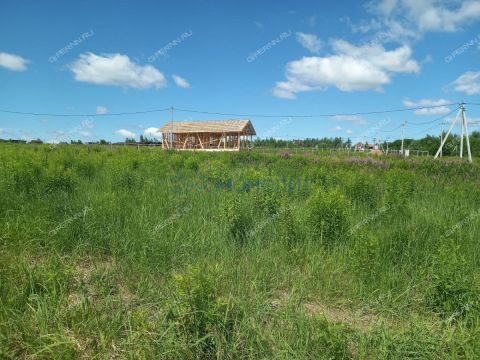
{"left": 75, "top": 256, "right": 115, "bottom": 280}
{"left": 270, "top": 291, "right": 381, "bottom": 331}
{"left": 270, "top": 290, "right": 289, "bottom": 309}
{"left": 303, "top": 302, "right": 379, "bottom": 330}
{"left": 67, "top": 256, "right": 137, "bottom": 307}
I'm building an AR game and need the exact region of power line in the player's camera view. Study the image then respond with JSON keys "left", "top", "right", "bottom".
{"left": 0, "top": 107, "right": 172, "bottom": 117}
{"left": 173, "top": 103, "right": 459, "bottom": 118}
{"left": 407, "top": 107, "right": 458, "bottom": 126}
{"left": 410, "top": 123, "right": 442, "bottom": 137}
{"left": 379, "top": 124, "right": 403, "bottom": 133}
{"left": 0, "top": 103, "right": 460, "bottom": 119}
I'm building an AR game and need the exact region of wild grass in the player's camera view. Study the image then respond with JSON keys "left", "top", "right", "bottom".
{"left": 0, "top": 144, "right": 479, "bottom": 359}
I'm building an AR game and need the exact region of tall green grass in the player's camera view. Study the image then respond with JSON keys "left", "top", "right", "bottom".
{"left": 0, "top": 144, "right": 479, "bottom": 359}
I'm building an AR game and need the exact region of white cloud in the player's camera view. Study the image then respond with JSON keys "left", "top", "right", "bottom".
{"left": 365, "top": 0, "right": 480, "bottom": 41}
{"left": 69, "top": 53, "right": 166, "bottom": 89}
{"left": 172, "top": 74, "right": 190, "bottom": 88}
{"left": 96, "top": 106, "right": 108, "bottom": 114}
{"left": 403, "top": 98, "right": 452, "bottom": 115}
{"left": 452, "top": 71, "right": 480, "bottom": 95}
{"left": 144, "top": 127, "right": 161, "bottom": 137}
{"left": 0, "top": 52, "right": 28, "bottom": 71}
{"left": 296, "top": 32, "right": 322, "bottom": 54}
{"left": 273, "top": 40, "right": 419, "bottom": 99}
{"left": 115, "top": 129, "right": 136, "bottom": 138}
{"left": 0, "top": 128, "right": 3, "bottom": 135}
{"left": 329, "top": 125, "right": 353, "bottom": 134}
{"left": 333, "top": 115, "right": 368, "bottom": 125}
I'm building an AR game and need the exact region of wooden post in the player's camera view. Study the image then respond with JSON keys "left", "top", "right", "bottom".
{"left": 197, "top": 133, "right": 204, "bottom": 149}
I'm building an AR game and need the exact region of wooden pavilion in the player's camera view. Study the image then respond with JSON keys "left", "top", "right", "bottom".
{"left": 159, "top": 119, "right": 256, "bottom": 151}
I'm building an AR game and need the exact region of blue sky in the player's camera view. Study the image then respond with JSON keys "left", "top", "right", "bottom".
{"left": 1, "top": 0, "right": 480, "bottom": 143}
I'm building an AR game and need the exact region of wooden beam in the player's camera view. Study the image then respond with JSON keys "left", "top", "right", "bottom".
{"left": 197, "top": 133, "right": 204, "bottom": 149}
{"left": 218, "top": 133, "right": 223, "bottom": 149}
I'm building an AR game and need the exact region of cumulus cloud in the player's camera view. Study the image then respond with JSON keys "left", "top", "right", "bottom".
{"left": 96, "top": 106, "right": 108, "bottom": 114}
{"left": 273, "top": 40, "right": 419, "bottom": 99}
{"left": 115, "top": 129, "right": 136, "bottom": 138}
{"left": 296, "top": 32, "right": 322, "bottom": 54}
{"left": 452, "top": 71, "right": 480, "bottom": 95}
{"left": 172, "top": 74, "right": 190, "bottom": 88}
{"left": 0, "top": 52, "right": 28, "bottom": 71}
{"left": 69, "top": 53, "right": 166, "bottom": 89}
{"left": 144, "top": 127, "right": 161, "bottom": 137}
{"left": 365, "top": 0, "right": 480, "bottom": 41}
{"left": 403, "top": 98, "right": 452, "bottom": 115}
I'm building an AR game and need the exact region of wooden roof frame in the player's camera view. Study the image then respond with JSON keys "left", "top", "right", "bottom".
{"left": 159, "top": 119, "right": 256, "bottom": 136}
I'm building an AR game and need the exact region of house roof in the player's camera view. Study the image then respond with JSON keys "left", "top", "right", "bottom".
{"left": 159, "top": 119, "right": 256, "bottom": 135}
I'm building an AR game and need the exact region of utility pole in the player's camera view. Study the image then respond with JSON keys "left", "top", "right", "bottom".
{"left": 170, "top": 106, "right": 174, "bottom": 147}
{"left": 461, "top": 103, "right": 472, "bottom": 163}
{"left": 434, "top": 103, "right": 472, "bottom": 163}
{"left": 440, "top": 121, "right": 444, "bottom": 157}
{"left": 400, "top": 120, "right": 406, "bottom": 156}
{"left": 460, "top": 106, "right": 465, "bottom": 159}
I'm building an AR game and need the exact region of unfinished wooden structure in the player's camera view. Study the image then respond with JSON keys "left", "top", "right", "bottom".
{"left": 159, "top": 120, "right": 256, "bottom": 151}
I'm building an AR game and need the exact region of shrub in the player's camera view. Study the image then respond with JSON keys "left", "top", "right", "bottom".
{"left": 44, "top": 168, "right": 76, "bottom": 194}
{"left": 112, "top": 168, "right": 143, "bottom": 190}
{"left": 130, "top": 159, "right": 141, "bottom": 170}
{"left": 75, "top": 160, "right": 97, "bottom": 179}
{"left": 384, "top": 169, "right": 415, "bottom": 210}
{"left": 427, "top": 237, "right": 480, "bottom": 322}
{"left": 253, "top": 188, "right": 280, "bottom": 216}
{"left": 205, "top": 160, "right": 231, "bottom": 189}
{"left": 345, "top": 174, "right": 380, "bottom": 208}
{"left": 276, "top": 205, "right": 300, "bottom": 246}
{"left": 13, "top": 164, "right": 43, "bottom": 195}
{"left": 306, "top": 166, "right": 337, "bottom": 189}
{"left": 184, "top": 156, "right": 199, "bottom": 171}
{"left": 305, "top": 188, "right": 350, "bottom": 245}
{"left": 166, "top": 266, "right": 240, "bottom": 357}
{"left": 222, "top": 195, "right": 253, "bottom": 244}
{"left": 350, "top": 232, "right": 381, "bottom": 283}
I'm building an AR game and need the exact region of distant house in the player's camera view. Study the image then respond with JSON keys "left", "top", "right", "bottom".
{"left": 159, "top": 120, "right": 256, "bottom": 151}
{"left": 354, "top": 142, "right": 365, "bottom": 152}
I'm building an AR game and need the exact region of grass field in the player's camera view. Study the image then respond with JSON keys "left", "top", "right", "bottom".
{"left": 1, "top": 144, "right": 480, "bottom": 359}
